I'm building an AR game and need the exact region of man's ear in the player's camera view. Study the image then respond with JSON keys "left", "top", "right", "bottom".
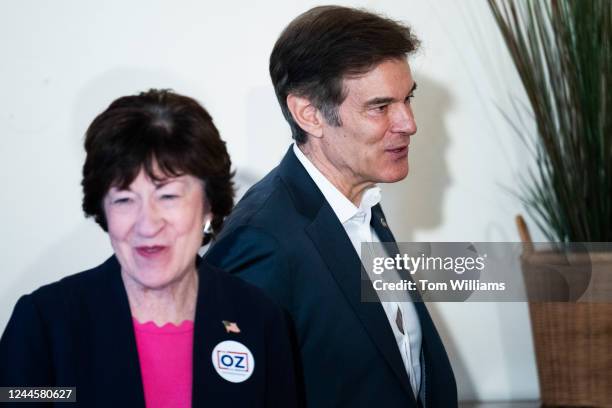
{"left": 286, "top": 94, "right": 324, "bottom": 138}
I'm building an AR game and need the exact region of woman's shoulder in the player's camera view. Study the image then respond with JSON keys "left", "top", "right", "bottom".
{"left": 22, "top": 256, "right": 119, "bottom": 312}
{"left": 0, "top": 256, "right": 122, "bottom": 387}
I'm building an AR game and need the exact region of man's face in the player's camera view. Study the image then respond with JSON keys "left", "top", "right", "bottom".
{"left": 318, "top": 58, "right": 417, "bottom": 188}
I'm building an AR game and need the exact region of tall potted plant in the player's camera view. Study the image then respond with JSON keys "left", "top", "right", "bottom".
{"left": 488, "top": 0, "right": 611, "bottom": 406}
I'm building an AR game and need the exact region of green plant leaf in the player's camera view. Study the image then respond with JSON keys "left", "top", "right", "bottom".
{"left": 488, "top": 0, "right": 612, "bottom": 242}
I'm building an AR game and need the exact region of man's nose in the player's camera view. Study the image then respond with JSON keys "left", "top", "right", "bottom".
{"left": 391, "top": 104, "right": 417, "bottom": 135}
{"left": 136, "top": 200, "right": 164, "bottom": 237}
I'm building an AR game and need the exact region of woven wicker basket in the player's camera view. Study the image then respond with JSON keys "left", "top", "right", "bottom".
{"left": 521, "top": 245, "right": 612, "bottom": 406}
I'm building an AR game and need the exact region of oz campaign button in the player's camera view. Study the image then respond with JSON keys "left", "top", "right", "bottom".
{"left": 211, "top": 340, "right": 255, "bottom": 383}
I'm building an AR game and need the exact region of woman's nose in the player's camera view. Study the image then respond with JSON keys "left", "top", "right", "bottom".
{"left": 136, "top": 200, "right": 164, "bottom": 237}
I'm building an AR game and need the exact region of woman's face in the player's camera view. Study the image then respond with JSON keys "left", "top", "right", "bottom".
{"left": 103, "top": 167, "right": 208, "bottom": 290}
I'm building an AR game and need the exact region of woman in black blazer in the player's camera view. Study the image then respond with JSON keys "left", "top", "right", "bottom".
{"left": 0, "top": 89, "right": 298, "bottom": 407}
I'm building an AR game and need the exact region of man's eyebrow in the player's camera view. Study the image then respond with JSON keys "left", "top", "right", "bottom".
{"left": 364, "top": 96, "right": 395, "bottom": 107}
{"left": 363, "top": 82, "right": 418, "bottom": 107}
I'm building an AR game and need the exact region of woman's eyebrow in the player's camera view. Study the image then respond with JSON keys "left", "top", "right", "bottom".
{"left": 154, "top": 178, "right": 185, "bottom": 189}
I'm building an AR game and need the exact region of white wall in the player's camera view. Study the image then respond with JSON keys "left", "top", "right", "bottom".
{"left": 0, "top": 0, "right": 541, "bottom": 401}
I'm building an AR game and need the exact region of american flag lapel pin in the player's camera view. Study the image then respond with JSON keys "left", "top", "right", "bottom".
{"left": 222, "top": 320, "right": 241, "bottom": 334}
{"left": 381, "top": 217, "right": 388, "bottom": 228}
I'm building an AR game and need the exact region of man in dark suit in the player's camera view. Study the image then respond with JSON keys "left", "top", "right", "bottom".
{"left": 205, "top": 5, "right": 457, "bottom": 407}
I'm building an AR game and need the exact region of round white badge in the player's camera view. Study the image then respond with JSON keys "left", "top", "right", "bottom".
{"left": 211, "top": 340, "right": 255, "bottom": 383}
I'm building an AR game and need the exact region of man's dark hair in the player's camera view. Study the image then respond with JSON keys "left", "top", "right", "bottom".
{"left": 82, "top": 89, "right": 234, "bottom": 245}
{"left": 269, "top": 5, "right": 420, "bottom": 144}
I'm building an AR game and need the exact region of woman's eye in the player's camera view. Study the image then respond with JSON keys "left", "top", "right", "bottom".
{"left": 161, "top": 194, "right": 179, "bottom": 200}
{"left": 113, "top": 197, "right": 132, "bottom": 205}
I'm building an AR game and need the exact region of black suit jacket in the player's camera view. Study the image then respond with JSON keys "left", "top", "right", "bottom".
{"left": 0, "top": 256, "right": 297, "bottom": 407}
{"left": 205, "top": 147, "right": 457, "bottom": 407}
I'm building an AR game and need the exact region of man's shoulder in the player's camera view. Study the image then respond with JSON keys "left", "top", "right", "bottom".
{"left": 201, "top": 261, "right": 282, "bottom": 317}
{"left": 223, "top": 167, "right": 301, "bottom": 233}
{"left": 206, "top": 160, "right": 312, "bottom": 281}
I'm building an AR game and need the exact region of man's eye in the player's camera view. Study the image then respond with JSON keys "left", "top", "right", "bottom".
{"left": 161, "top": 194, "right": 179, "bottom": 200}
{"left": 405, "top": 94, "right": 415, "bottom": 104}
{"left": 372, "top": 105, "right": 387, "bottom": 113}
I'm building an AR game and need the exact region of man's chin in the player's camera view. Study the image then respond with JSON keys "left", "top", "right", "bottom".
{"left": 379, "top": 166, "right": 409, "bottom": 183}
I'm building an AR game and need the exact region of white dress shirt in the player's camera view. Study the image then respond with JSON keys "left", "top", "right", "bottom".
{"left": 293, "top": 144, "right": 422, "bottom": 396}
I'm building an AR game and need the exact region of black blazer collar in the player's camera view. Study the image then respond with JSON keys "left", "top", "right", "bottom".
{"left": 277, "top": 145, "right": 327, "bottom": 220}
{"left": 90, "top": 256, "right": 241, "bottom": 407}
{"left": 84, "top": 256, "right": 146, "bottom": 406}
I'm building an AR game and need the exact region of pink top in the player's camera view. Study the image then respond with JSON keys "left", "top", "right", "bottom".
{"left": 133, "top": 318, "right": 194, "bottom": 408}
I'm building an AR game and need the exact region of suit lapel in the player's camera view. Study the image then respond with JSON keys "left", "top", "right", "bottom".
{"left": 192, "top": 263, "right": 214, "bottom": 406}
{"left": 372, "top": 205, "right": 453, "bottom": 407}
{"left": 304, "top": 199, "right": 417, "bottom": 402}
{"left": 192, "top": 261, "right": 226, "bottom": 406}
{"left": 79, "top": 256, "right": 145, "bottom": 406}
{"left": 192, "top": 262, "right": 247, "bottom": 406}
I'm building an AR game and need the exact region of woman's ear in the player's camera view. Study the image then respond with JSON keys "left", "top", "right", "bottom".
{"left": 203, "top": 215, "right": 213, "bottom": 235}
